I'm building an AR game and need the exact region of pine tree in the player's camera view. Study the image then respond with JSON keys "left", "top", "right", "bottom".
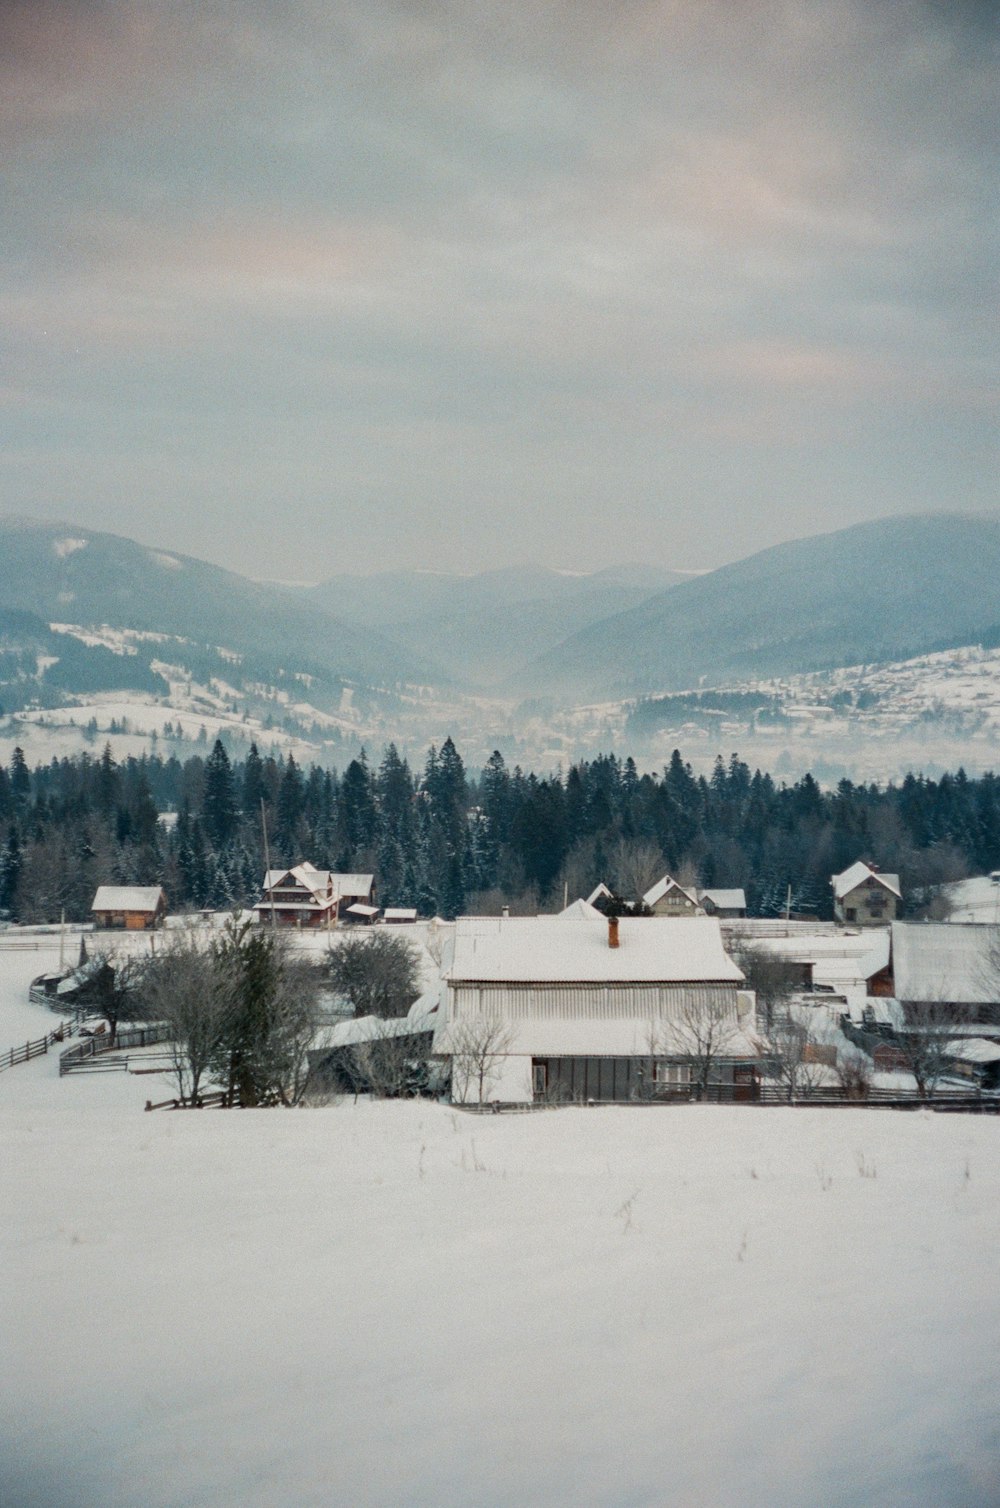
{"left": 202, "top": 739, "right": 238, "bottom": 850}
{"left": 9, "top": 747, "right": 31, "bottom": 808}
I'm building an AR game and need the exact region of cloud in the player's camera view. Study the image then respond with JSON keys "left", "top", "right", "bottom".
{"left": 0, "top": 0, "right": 996, "bottom": 576}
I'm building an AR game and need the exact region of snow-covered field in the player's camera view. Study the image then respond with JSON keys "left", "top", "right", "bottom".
{"left": 3, "top": 951, "right": 1000, "bottom": 1506}
{"left": 945, "top": 875, "right": 1000, "bottom": 925}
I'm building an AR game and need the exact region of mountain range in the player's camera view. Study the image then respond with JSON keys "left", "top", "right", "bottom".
{"left": 1, "top": 512, "right": 999, "bottom": 719}
{"left": 512, "top": 514, "right": 1000, "bottom": 701}
{"left": 305, "top": 562, "right": 683, "bottom": 686}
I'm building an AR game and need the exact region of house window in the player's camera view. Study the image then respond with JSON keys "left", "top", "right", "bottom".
{"left": 654, "top": 1062, "right": 690, "bottom": 1088}
{"left": 846, "top": 907, "right": 857, "bottom": 922}
{"left": 532, "top": 1061, "right": 548, "bottom": 1096}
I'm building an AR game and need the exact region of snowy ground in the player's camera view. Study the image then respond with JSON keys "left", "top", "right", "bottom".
{"left": 945, "top": 875, "right": 1000, "bottom": 925}
{"left": 3, "top": 958, "right": 1000, "bottom": 1505}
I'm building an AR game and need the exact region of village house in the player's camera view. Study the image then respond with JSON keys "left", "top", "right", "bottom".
{"left": 253, "top": 865, "right": 374, "bottom": 927}
{"left": 434, "top": 911, "right": 763, "bottom": 1104}
{"left": 887, "top": 921, "right": 1000, "bottom": 1027}
{"left": 91, "top": 886, "right": 167, "bottom": 931}
{"left": 697, "top": 888, "right": 747, "bottom": 919}
{"left": 831, "top": 861, "right": 901, "bottom": 926}
{"left": 642, "top": 875, "right": 703, "bottom": 916}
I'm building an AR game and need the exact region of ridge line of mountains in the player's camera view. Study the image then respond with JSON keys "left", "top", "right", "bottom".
{"left": 1, "top": 511, "right": 999, "bottom": 714}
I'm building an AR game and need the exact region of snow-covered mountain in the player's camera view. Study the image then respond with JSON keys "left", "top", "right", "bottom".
{"left": 0, "top": 517, "right": 438, "bottom": 692}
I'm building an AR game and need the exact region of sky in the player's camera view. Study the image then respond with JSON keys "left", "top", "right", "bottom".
{"left": 1, "top": 0, "right": 997, "bottom": 581}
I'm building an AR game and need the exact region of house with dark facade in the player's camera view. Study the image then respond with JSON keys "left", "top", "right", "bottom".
{"left": 254, "top": 864, "right": 374, "bottom": 927}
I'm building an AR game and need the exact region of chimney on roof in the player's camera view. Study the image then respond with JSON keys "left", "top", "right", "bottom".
{"left": 501, "top": 905, "right": 510, "bottom": 919}
{"left": 608, "top": 914, "right": 619, "bottom": 949}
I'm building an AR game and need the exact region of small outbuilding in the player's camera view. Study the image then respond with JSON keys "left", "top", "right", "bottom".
{"left": 91, "top": 886, "right": 167, "bottom": 930}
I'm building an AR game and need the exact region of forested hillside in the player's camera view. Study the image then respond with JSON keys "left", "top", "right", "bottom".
{"left": 0, "top": 739, "right": 995, "bottom": 926}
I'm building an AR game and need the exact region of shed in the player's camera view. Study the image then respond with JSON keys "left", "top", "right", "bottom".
{"left": 91, "top": 886, "right": 167, "bottom": 930}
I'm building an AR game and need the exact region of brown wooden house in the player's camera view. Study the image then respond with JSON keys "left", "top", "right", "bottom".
{"left": 91, "top": 886, "right": 167, "bottom": 930}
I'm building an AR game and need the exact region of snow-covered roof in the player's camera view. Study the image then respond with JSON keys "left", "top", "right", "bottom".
{"left": 92, "top": 886, "right": 165, "bottom": 913}
{"left": 332, "top": 874, "right": 375, "bottom": 899}
{"left": 558, "top": 898, "right": 605, "bottom": 920}
{"left": 945, "top": 1037, "right": 1000, "bottom": 1064}
{"left": 383, "top": 908, "right": 417, "bottom": 922}
{"left": 261, "top": 868, "right": 374, "bottom": 903}
{"left": 586, "top": 883, "right": 613, "bottom": 905}
{"left": 891, "top": 922, "right": 1000, "bottom": 1005}
{"left": 746, "top": 928, "right": 889, "bottom": 975}
{"left": 345, "top": 903, "right": 379, "bottom": 918}
{"left": 263, "top": 866, "right": 332, "bottom": 900}
{"left": 326, "top": 991, "right": 440, "bottom": 1047}
{"left": 447, "top": 915, "right": 744, "bottom": 985}
{"left": 832, "top": 861, "right": 901, "bottom": 901}
{"left": 698, "top": 888, "right": 746, "bottom": 911}
{"left": 643, "top": 875, "right": 700, "bottom": 908}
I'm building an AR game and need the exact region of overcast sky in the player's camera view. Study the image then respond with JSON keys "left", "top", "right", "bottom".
{"left": 1, "top": 0, "right": 997, "bottom": 582}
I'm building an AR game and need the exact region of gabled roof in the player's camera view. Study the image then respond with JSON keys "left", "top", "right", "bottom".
{"left": 447, "top": 914, "right": 743, "bottom": 985}
{"left": 586, "top": 883, "right": 614, "bottom": 906}
{"left": 332, "top": 874, "right": 375, "bottom": 899}
{"left": 260, "top": 867, "right": 374, "bottom": 903}
{"left": 383, "top": 908, "right": 417, "bottom": 922}
{"left": 263, "top": 865, "right": 332, "bottom": 901}
{"left": 559, "top": 898, "right": 605, "bottom": 920}
{"left": 832, "top": 861, "right": 901, "bottom": 901}
{"left": 643, "top": 875, "right": 701, "bottom": 909}
{"left": 891, "top": 921, "right": 1000, "bottom": 1004}
{"left": 92, "top": 886, "right": 165, "bottom": 913}
{"left": 698, "top": 888, "right": 747, "bottom": 911}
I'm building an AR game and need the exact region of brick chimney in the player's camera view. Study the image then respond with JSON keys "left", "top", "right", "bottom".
{"left": 608, "top": 914, "right": 619, "bottom": 949}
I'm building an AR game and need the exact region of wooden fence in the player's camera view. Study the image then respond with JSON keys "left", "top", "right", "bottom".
{"left": 0, "top": 1022, "right": 74, "bottom": 1072}
{"left": 144, "top": 1089, "right": 239, "bottom": 1111}
{"left": 58, "top": 1023, "right": 171, "bottom": 1076}
{"left": 754, "top": 1084, "right": 1000, "bottom": 1111}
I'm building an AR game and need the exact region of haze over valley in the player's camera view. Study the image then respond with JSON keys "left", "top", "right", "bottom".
{"left": 2, "top": 511, "right": 1000, "bottom": 783}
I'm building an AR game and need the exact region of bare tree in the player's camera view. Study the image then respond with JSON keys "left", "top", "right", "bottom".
{"left": 669, "top": 993, "right": 744, "bottom": 1102}
{"left": 728, "top": 937, "right": 802, "bottom": 1032}
{"left": 142, "top": 932, "right": 230, "bottom": 1104}
{"left": 87, "top": 949, "right": 150, "bottom": 1044}
{"left": 608, "top": 840, "right": 668, "bottom": 905}
{"left": 766, "top": 1017, "right": 828, "bottom": 1102}
{"left": 448, "top": 1015, "right": 515, "bottom": 1107}
{"left": 895, "top": 999, "right": 970, "bottom": 1101}
{"left": 835, "top": 1047, "right": 873, "bottom": 1100}
{"left": 342, "top": 1021, "right": 433, "bottom": 1099}
{"left": 328, "top": 929, "right": 422, "bottom": 1019}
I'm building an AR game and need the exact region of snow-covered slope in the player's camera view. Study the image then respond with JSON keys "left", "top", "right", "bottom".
{"left": 2, "top": 946, "right": 999, "bottom": 1507}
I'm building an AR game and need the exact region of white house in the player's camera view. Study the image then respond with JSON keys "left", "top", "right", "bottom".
{"left": 433, "top": 912, "right": 761, "bottom": 1105}
{"left": 832, "top": 861, "right": 901, "bottom": 926}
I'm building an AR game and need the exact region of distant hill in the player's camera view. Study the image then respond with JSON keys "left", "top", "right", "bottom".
{"left": 306, "top": 562, "right": 683, "bottom": 686}
{"left": 512, "top": 514, "right": 1000, "bottom": 701}
{"left": 0, "top": 517, "right": 436, "bottom": 690}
